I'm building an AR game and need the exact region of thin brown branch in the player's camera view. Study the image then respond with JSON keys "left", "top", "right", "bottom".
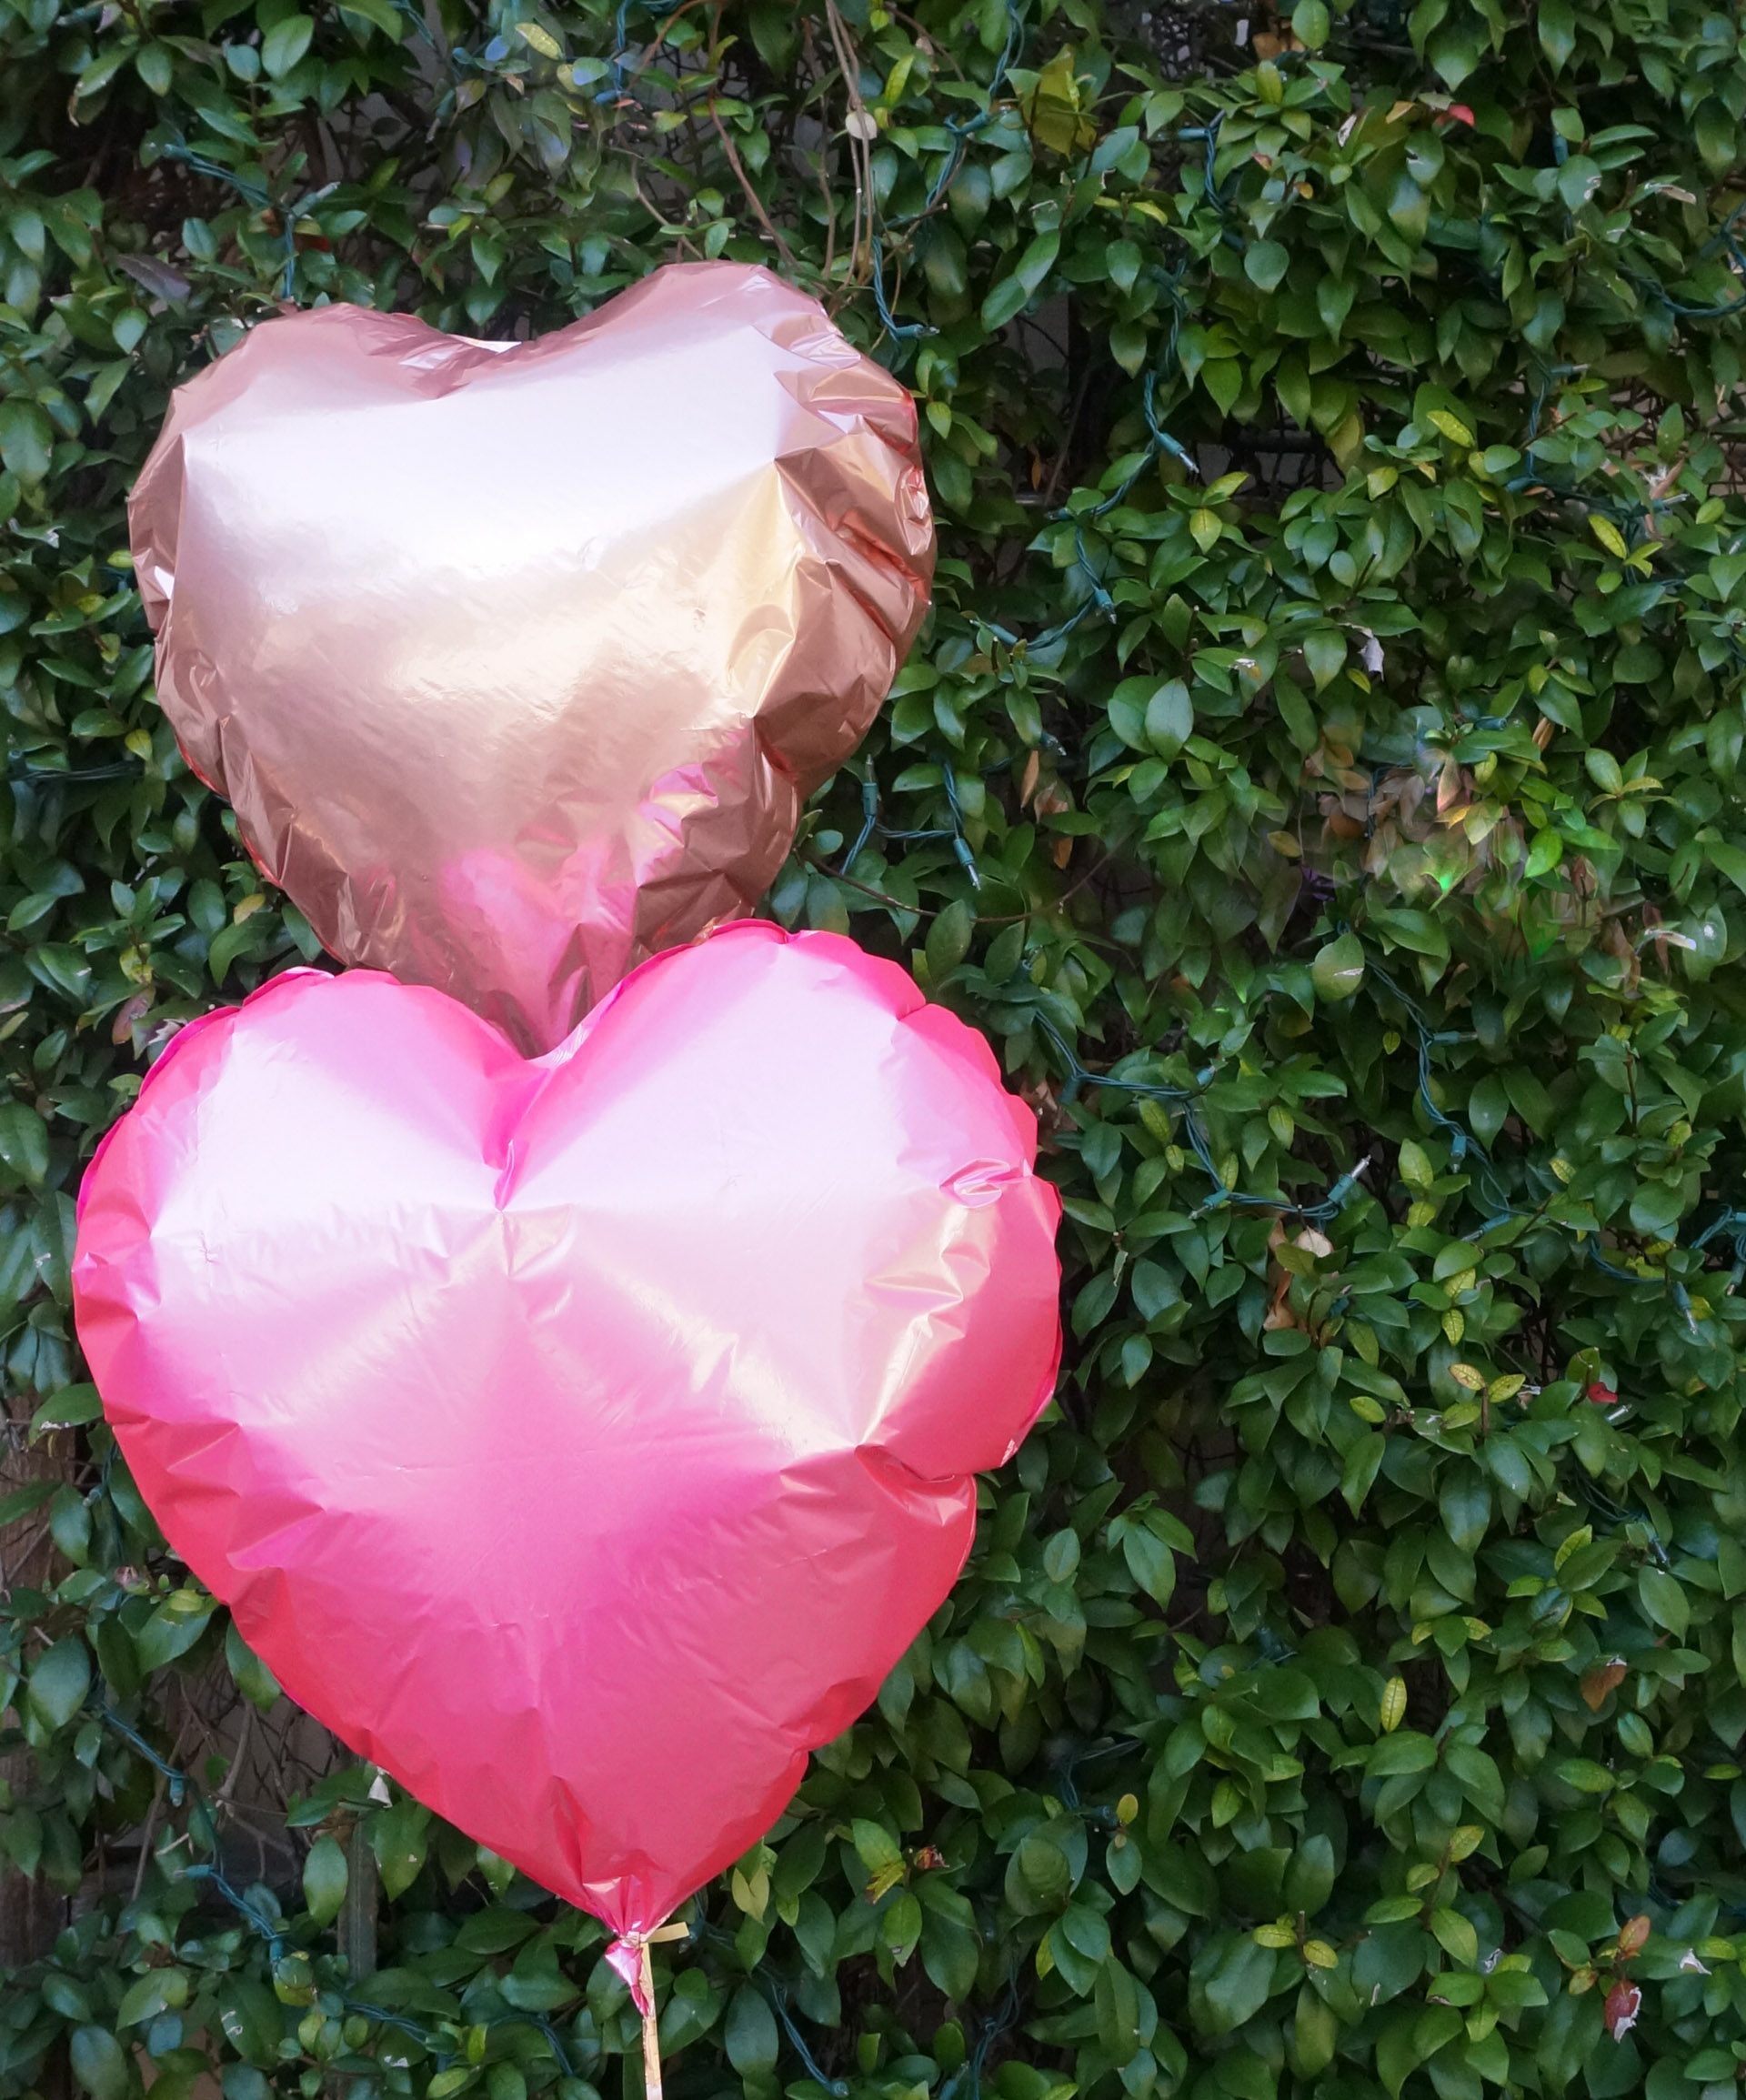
{"left": 708, "top": 101, "right": 798, "bottom": 272}
{"left": 130, "top": 1713, "right": 196, "bottom": 1904}
{"left": 798, "top": 835, "right": 1125, "bottom": 927}
{"left": 216, "top": 1695, "right": 255, "bottom": 1805}
{"left": 626, "top": 166, "right": 703, "bottom": 257}
{"left": 823, "top": 0, "right": 872, "bottom": 296}
{"left": 627, "top": 0, "right": 712, "bottom": 83}
{"left": 800, "top": 17, "right": 838, "bottom": 286}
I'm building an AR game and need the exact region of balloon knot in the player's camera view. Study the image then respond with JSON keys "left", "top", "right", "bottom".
{"left": 606, "top": 1935, "right": 653, "bottom": 2016}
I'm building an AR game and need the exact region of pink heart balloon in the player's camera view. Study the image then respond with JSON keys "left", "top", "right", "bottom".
{"left": 129, "top": 263, "right": 934, "bottom": 1052}
{"left": 72, "top": 926, "right": 1060, "bottom": 1933}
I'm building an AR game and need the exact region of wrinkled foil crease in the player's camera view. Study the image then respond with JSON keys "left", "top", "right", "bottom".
{"left": 130, "top": 263, "right": 935, "bottom": 1052}
{"left": 72, "top": 924, "right": 1062, "bottom": 1934}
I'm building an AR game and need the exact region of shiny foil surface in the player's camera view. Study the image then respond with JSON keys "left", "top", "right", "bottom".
{"left": 72, "top": 923, "right": 1062, "bottom": 1934}
{"left": 129, "top": 264, "right": 935, "bottom": 1052}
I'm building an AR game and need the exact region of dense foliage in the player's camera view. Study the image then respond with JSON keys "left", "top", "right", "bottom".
{"left": 3, "top": 2, "right": 1746, "bottom": 2100}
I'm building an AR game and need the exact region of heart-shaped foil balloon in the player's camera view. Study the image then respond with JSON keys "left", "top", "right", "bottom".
{"left": 72, "top": 923, "right": 1061, "bottom": 1933}
{"left": 129, "top": 264, "right": 934, "bottom": 1052}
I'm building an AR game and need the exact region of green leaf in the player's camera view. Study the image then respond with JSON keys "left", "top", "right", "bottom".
{"left": 302, "top": 1833, "right": 348, "bottom": 1925}
{"left": 1295, "top": 1988, "right": 1339, "bottom": 2077}
{"left": 116, "top": 1969, "right": 180, "bottom": 2026}
{"left": 1557, "top": 1759, "right": 1616, "bottom": 1794}
{"left": 1146, "top": 679, "right": 1194, "bottom": 758}
{"left": 1370, "top": 1730, "right": 1437, "bottom": 1776}
{"left": 0, "top": 1100, "right": 48, "bottom": 1185}
{"left": 1585, "top": 748, "right": 1624, "bottom": 795}
{"left": 1303, "top": 628, "right": 1347, "bottom": 690}
{"left": 1387, "top": 174, "right": 1429, "bottom": 243}
{"left": 1710, "top": 839, "right": 1746, "bottom": 897}
{"left": 1014, "top": 228, "right": 1060, "bottom": 296}
{"left": 1061, "top": 1901, "right": 1111, "bottom": 1964}
{"left": 1203, "top": 360, "right": 1243, "bottom": 416}
{"left": 0, "top": 1479, "right": 55, "bottom": 1527}
{"left": 1244, "top": 241, "right": 1289, "bottom": 293}
{"left": 70, "top": 2028, "right": 129, "bottom": 2100}
{"left": 226, "top": 1620, "right": 282, "bottom": 1712}
{"left": 1121, "top": 1522, "right": 1177, "bottom": 1606}
{"left": 1629, "top": 1181, "right": 1684, "bottom": 1236}
{"left": 1376, "top": 2011, "right": 1420, "bottom": 2098}
{"left": 724, "top": 1986, "right": 778, "bottom": 2075}
{"left": 921, "top": 1906, "right": 980, "bottom": 2000}
{"left": 1284, "top": 1834, "right": 1336, "bottom": 1914}
{"left": 1467, "top": 1074, "right": 1508, "bottom": 1146}
{"left": 135, "top": 41, "right": 174, "bottom": 92}
{"left": 1201, "top": 1934, "right": 1276, "bottom": 2034}
{"left": 1340, "top": 1430, "right": 1385, "bottom": 1513}
{"left": 925, "top": 897, "right": 975, "bottom": 980}
{"left": 260, "top": 13, "right": 314, "bottom": 75}
{"left": 1094, "top": 1959, "right": 1142, "bottom": 2065}
{"left": 851, "top": 1817, "right": 902, "bottom": 1872}
{"left": 881, "top": 1887, "right": 923, "bottom": 1964}
{"left": 1639, "top": 1564, "right": 1691, "bottom": 1639}
{"left": 1011, "top": 1832, "right": 1073, "bottom": 1912}
{"left": 1312, "top": 933, "right": 1365, "bottom": 1002}
{"left": 1429, "top": 1908, "right": 1478, "bottom": 1967}
{"left": 1502, "top": 1065, "right": 1553, "bottom": 1135}
{"left": 1439, "top": 1467, "right": 1491, "bottom": 1555}
{"left": 136, "top": 1593, "right": 216, "bottom": 1673}
{"left": 31, "top": 1382, "right": 103, "bottom": 1438}
{"left": 28, "top": 1636, "right": 90, "bottom": 1731}
{"left": 1696, "top": 99, "right": 1737, "bottom": 174}
{"left": 372, "top": 1793, "right": 430, "bottom": 1898}
{"left": 1109, "top": 319, "right": 1148, "bottom": 376}
{"left": 1538, "top": 0, "right": 1574, "bottom": 65}
{"left": 0, "top": 399, "right": 53, "bottom": 483}
{"left": 978, "top": 275, "right": 1029, "bottom": 331}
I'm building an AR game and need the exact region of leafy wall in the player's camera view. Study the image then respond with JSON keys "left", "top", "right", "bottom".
{"left": 3, "top": 5, "right": 1746, "bottom": 2100}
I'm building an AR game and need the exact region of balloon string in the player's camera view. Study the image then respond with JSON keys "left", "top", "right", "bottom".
{"left": 638, "top": 1943, "right": 663, "bottom": 2100}
{"left": 606, "top": 1922, "right": 687, "bottom": 2100}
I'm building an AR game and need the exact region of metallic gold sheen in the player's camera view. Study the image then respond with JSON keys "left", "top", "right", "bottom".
{"left": 129, "top": 262, "right": 935, "bottom": 1050}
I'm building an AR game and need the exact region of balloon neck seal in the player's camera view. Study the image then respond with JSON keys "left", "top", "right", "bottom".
{"left": 607, "top": 1923, "right": 688, "bottom": 2100}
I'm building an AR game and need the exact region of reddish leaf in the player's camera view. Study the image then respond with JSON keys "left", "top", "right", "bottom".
{"left": 1581, "top": 1659, "right": 1628, "bottom": 1710}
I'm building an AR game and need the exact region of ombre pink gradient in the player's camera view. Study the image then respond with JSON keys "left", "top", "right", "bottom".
{"left": 72, "top": 924, "right": 1061, "bottom": 1934}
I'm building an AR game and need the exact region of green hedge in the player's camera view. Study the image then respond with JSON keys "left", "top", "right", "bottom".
{"left": 5, "top": 5, "right": 1746, "bottom": 2100}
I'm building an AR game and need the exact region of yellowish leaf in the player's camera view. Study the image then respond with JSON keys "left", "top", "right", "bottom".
{"left": 1589, "top": 515, "right": 1630, "bottom": 559}
{"left": 1189, "top": 507, "right": 1222, "bottom": 554}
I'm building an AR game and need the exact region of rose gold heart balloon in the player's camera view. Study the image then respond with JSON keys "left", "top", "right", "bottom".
{"left": 129, "top": 263, "right": 934, "bottom": 1051}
